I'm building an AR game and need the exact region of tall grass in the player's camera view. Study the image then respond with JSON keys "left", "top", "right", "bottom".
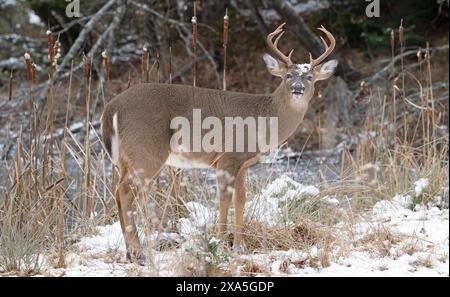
{"left": 0, "top": 24, "right": 448, "bottom": 276}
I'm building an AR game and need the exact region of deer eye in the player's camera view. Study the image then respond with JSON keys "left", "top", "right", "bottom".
{"left": 286, "top": 73, "right": 292, "bottom": 79}
{"left": 306, "top": 75, "right": 313, "bottom": 81}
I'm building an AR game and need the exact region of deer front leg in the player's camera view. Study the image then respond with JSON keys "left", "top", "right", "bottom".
{"left": 216, "top": 170, "right": 235, "bottom": 238}
{"left": 232, "top": 167, "right": 247, "bottom": 251}
{"left": 116, "top": 175, "right": 144, "bottom": 264}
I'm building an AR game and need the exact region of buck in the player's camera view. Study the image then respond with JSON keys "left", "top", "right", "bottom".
{"left": 101, "top": 23, "right": 338, "bottom": 263}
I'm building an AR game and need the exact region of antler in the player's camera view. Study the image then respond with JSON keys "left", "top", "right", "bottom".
{"left": 309, "top": 25, "right": 336, "bottom": 68}
{"left": 266, "top": 23, "right": 294, "bottom": 66}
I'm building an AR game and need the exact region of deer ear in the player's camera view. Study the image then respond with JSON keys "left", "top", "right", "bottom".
{"left": 263, "top": 54, "right": 286, "bottom": 77}
{"left": 314, "top": 59, "right": 338, "bottom": 81}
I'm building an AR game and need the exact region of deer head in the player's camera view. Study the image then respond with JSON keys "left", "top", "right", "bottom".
{"left": 263, "top": 23, "right": 338, "bottom": 104}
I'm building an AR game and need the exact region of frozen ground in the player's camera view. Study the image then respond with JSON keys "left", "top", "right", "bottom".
{"left": 36, "top": 176, "right": 448, "bottom": 277}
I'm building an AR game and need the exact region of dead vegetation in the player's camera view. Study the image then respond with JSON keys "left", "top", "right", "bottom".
{"left": 0, "top": 1, "right": 448, "bottom": 276}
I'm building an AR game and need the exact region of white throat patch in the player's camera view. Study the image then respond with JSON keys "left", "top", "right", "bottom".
{"left": 292, "top": 94, "right": 303, "bottom": 104}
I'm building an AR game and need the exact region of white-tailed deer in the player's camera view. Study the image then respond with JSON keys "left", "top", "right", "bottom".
{"left": 101, "top": 23, "right": 338, "bottom": 263}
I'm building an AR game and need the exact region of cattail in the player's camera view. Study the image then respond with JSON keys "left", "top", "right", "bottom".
{"left": 417, "top": 47, "right": 423, "bottom": 64}
{"left": 52, "top": 36, "right": 61, "bottom": 68}
{"left": 169, "top": 42, "right": 172, "bottom": 84}
{"left": 191, "top": 2, "right": 198, "bottom": 87}
{"left": 31, "top": 63, "right": 37, "bottom": 84}
{"left": 8, "top": 69, "right": 13, "bottom": 101}
{"left": 360, "top": 80, "right": 367, "bottom": 94}
{"left": 24, "top": 53, "right": 32, "bottom": 81}
{"left": 398, "top": 19, "right": 404, "bottom": 47}
{"left": 191, "top": 3, "right": 197, "bottom": 49}
{"left": 102, "top": 50, "right": 110, "bottom": 81}
{"left": 46, "top": 30, "right": 54, "bottom": 66}
{"left": 82, "top": 53, "right": 89, "bottom": 77}
{"left": 140, "top": 46, "right": 148, "bottom": 82}
{"left": 390, "top": 29, "right": 395, "bottom": 53}
{"left": 191, "top": 15, "right": 197, "bottom": 47}
{"left": 393, "top": 76, "right": 401, "bottom": 92}
{"left": 223, "top": 7, "right": 229, "bottom": 90}
{"left": 223, "top": 9, "right": 229, "bottom": 47}
{"left": 425, "top": 42, "right": 431, "bottom": 62}
{"left": 156, "top": 52, "right": 160, "bottom": 83}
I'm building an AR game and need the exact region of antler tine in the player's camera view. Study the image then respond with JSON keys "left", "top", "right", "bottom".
{"left": 274, "top": 31, "right": 285, "bottom": 48}
{"left": 287, "top": 49, "right": 294, "bottom": 60}
{"left": 309, "top": 25, "right": 336, "bottom": 68}
{"left": 267, "top": 22, "right": 294, "bottom": 66}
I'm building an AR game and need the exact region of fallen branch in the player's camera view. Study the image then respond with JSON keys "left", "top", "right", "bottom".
{"left": 56, "top": 0, "right": 118, "bottom": 79}
{"left": 366, "top": 44, "right": 449, "bottom": 84}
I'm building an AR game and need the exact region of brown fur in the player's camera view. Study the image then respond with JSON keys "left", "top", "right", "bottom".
{"left": 101, "top": 27, "right": 337, "bottom": 263}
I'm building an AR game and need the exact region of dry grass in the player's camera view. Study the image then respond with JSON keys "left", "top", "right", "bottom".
{"left": 0, "top": 23, "right": 448, "bottom": 276}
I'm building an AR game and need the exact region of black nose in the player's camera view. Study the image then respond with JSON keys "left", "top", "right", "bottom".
{"left": 291, "top": 85, "right": 305, "bottom": 94}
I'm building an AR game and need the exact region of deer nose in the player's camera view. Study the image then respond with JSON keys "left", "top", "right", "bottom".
{"left": 291, "top": 83, "right": 305, "bottom": 94}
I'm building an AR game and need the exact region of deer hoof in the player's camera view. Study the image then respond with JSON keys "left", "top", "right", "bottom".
{"left": 126, "top": 250, "right": 146, "bottom": 265}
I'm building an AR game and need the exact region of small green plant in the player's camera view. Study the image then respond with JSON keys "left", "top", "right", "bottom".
{"left": 185, "top": 234, "right": 231, "bottom": 276}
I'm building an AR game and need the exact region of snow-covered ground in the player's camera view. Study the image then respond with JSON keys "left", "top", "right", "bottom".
{"left": 36, "top": 176, "right": 448, "bottom": 277}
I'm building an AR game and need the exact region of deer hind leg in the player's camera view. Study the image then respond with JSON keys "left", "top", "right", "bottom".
{"left": 115, "top": 163, "right": 144, "bottom": 264}
{"left": 116, "top": 148, "right": 169, "bottom": 264}
{"left": 232, "top": 167, "right": 247, "bottom": 251}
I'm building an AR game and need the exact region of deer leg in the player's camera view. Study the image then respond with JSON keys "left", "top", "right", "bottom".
{"left": 216, "top": 169, "right": 235, "bottom": 238}
{"left": 232, "top": 167, "right": 247, "bottom": 251}
{"left": 117, "top": 173, "right": 144, "bottom": 264}
{"left": 114, "top": 188, "right": 126, "bottom": 236}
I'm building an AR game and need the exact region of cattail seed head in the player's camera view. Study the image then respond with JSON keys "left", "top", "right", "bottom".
{"left": 399, "top": 19, "right": 404, "bottom": 46}
{"left": 82, "top": 53, "right": 89, "bottom": 77}
{"left": 191, "top": 16, "right": 198, "bottom": 48}
{"left": 52, "top": 39, "right": 61, "bottom": 67}
{"left": 102, "top": 50, "right": 110, "bottom": 81}
{"left": 24, "top": 52, "right": 32, "bottom": 81}
{"left": 393, "top": 77, "right": 400, "bottom": 92}
{"left": 47, "top": 30, "right": 54, "bottom": 66}
{"left": 360, "top": 80, "right": 367, "bottom": 94}
{"left": 390, "top": 29, "right": 395, "bottom": 52}
{"left": 31, "top": 63, "right": 37, "bottom": 84}
{"left": 223, "top": 9, "right": 229, "bottom": 47}
{"left": 417, "top": 48, "right": 423, "bottom": 64}
{"left": 425, "top": 42, "right": 431, "bottom": 62}
{"left": 140, "top": 47, "right": 148, "bottom": 80}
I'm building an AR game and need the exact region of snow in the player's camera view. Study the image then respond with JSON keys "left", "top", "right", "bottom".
{"left": 414, "top": 178, "right": 429, "bottom": 197}
{"left": 322, "top": 195, "right": 340, "bottom": 207}
{"left": 13, "top": 176, "right": 448, "bottom": 277}
{"left": 245, "top": 175, "right": 320, "bottom": 227}
{"left": 372, "top": 195, "right": 414, "bottom": 220}
{"left": 27, "top": 10, "right": 43, "bottom": 26}
{"left": 392, "top": 194, "right": 413, "bottom": 208}
{"left": 177, "top": 201, "right": 216, "bottom": 237}
{"left": 239, "top": 201, "right": 448, "bottom": 277}
{"left": 0, "top": 0, "right": 16, "bottom": 7}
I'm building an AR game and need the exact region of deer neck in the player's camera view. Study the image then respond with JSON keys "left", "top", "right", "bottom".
{"left": 272, "top": 83, "right": 310, "bottom": 145}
